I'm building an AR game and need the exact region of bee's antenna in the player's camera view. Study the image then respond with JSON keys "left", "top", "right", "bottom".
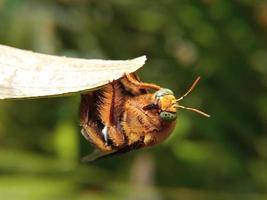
{"left": 175, "top": 105, "right": 210, "bottom": 117}
{"left": 175, "top": 76, "right": 210, "bottom": 117}
{"left": 176, "top": 76, "right": 201, "bottom": 102}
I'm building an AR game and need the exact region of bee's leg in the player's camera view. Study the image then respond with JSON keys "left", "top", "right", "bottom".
{"left": 124, "top": 73, "right": 161, "bottom": 92}
{"left": 100, "top": 125, "right": 125, "bottom": 147}
{"left": 98, "top": 81, "right": 126, "bottom": 148}
{"left": 80, "top": 94, "right": 113, "bottom": 152}
{"left": 82, "top": 123, "right": 112, "bottom": 152}
{"left": 107, "top": 126, "right": 125, "bottom": 147}
{"left": 143, "top": 133, "right": 157, "bottom": 147}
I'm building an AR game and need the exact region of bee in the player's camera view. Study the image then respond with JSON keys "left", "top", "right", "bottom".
{"left": 80, "top": 73, "right": 209, "bottom": 161}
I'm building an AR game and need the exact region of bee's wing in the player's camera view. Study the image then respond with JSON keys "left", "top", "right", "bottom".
{"left": 0, "top": 45, "right": 146, "bottom": 100}
{"left": 82, "top": 141, "right": 144, "bottom": 162}
{"left": 81, "top": 148, "right": 116, "bottom": 162}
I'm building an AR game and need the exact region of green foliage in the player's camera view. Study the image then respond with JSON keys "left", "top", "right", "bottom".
{"left": 0, "top": 0, "right": 267, "bottom": 199}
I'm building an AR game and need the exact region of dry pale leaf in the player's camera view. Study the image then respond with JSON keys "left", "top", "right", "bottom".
{"left": 0, "top": 45, "right": 146, "bottom": 99}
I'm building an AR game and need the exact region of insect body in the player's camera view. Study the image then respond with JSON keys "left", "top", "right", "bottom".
{"left": 80, "top": 73, "right": 209, "bottom": 161}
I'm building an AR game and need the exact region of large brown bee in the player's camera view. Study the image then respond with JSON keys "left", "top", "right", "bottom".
{"left": 80, "top": 73, "right": 209, "bottom": 161}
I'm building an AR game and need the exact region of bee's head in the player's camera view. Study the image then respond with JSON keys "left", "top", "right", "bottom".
{"left": 152, "top": 77, "right": 210, "bottom": 121}
{"left": 155, "top": 88, "right": 177, "bottom": 121}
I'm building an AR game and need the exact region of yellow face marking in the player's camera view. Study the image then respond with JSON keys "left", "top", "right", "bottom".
{"left": 159, "top": 95, "right": 177, "bottom": 113}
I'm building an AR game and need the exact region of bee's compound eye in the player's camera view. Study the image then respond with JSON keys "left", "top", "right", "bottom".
{"left": 160, "top": 111, "right": 177, "bottom": 121}
{"left": 156, "top": 88, "right": 174, "bottom": 98}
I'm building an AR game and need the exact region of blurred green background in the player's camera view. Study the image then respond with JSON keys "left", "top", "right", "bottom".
{"left": 0, "top": 0, "right": 267, "bottom": 199}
